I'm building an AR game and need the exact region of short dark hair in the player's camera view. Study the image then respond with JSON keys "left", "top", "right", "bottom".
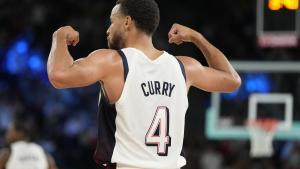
{"left": 116, "top": 0, "right": 160, "bottom": 35}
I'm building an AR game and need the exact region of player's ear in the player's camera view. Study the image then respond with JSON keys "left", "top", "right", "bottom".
{"left": 124, "top": 16, "right": 133, "bottom": 31}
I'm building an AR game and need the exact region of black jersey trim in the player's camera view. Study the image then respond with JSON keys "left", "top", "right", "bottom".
{"left": 176, "top": 58, "right": 186, "bottom": 81}
{"left": 118, "top": 50, "right": 129, "bottom": 81}
{"left": 94, "top": 88, "right": 117, "bottom": 166}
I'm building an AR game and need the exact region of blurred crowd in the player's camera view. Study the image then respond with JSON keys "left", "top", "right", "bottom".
{"left": 0, "top": 0, "right": 300, "bottom": 169}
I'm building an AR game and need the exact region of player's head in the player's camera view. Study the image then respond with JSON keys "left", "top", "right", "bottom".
{"left": 5, "top": 119, "right": 31, "bottom": 143}
{"left": 106, "top": 0, "right": 160, "bottom": 49}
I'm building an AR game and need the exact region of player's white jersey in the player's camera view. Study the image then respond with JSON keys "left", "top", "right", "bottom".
{"left": 6, "top": 141, "right": 48, "bottom": 169}
{"left": 94, "top": 48, "right": 188, "bottom": 169}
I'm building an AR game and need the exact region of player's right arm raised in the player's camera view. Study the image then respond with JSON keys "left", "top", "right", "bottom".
{"left": 168, "top": 23, "right": 241, "bottom": 92}
{"left": 47, "top": 26, "right": 120, "bottom": 89}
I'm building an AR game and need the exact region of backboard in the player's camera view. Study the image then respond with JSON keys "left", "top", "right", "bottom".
{"left": 206, "top": 61, "right": 300, "bottom": 140}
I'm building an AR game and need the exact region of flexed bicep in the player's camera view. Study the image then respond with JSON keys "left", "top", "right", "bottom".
{"left": 192, "top": 66, "right": 241, "bottom": 92}
{"left": 48, "top": 49, "right": 120, "bottom": 89}
{"left": 171, "top": 23, "right": 241, "bottom": 92}
{"left": 177, "top": 56, "right": 241, "bottom": 93}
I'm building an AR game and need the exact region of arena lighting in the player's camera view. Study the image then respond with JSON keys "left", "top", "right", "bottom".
{"left": 15, "top": 39, "right": 29, "bottom": 54}
{"left": 4, "top": 37, "right": 46, "bottom": 76}
{"left": 245, "top": 73, "right": 271, "bottom": 93}
{"left": 268, "top": 0, "right": 299, "bottom": 10}
{"left": 222, "top": 73, "right": 271, "bottom": 100}
{"left": 27, "top": 52, "right": 45, "bottom": 73}
{"left": 5, "top": 38, "right": 29, "bottom": 74}
{"left": 222, "top": 88, "right": 240, "bottom": 100}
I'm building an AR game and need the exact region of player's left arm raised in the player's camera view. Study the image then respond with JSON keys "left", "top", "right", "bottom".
{"left": 168, "top": 23, "right": 241, "bottom": 92}
{"left": 177, "top": 56, "right": 241, "bottom": 92}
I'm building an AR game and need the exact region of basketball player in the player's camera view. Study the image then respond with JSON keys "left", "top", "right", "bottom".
{"left": 47, "top": 0, "right": 241, "bottom": 168}
{"left": 0, "top": 119, "right": 57, "bottom": 169}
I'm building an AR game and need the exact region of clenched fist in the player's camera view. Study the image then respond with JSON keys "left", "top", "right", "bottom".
{"left": 54, "top": 26, "right": 80, "bottom": 46}
{"left": 168, "top": 23, "right": 198, "bottom": 45}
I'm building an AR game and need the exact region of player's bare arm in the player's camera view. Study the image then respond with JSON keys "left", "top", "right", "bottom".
{"left": 168, "top": 23, "right": 241, "bottom": 92}
{"left": 0, "top": 149, "right": 10, "bottom": 169}
{"left": 47, "top": 26, "right": 121, "bottom": 89}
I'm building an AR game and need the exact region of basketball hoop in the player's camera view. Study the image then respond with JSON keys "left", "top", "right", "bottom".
{"left": 247, "top": 118, "right": 279, "bottom": 158}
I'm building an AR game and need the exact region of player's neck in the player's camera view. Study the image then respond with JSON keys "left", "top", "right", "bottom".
{"left": 125, "top": 33, "right": 157, "bottom": 53}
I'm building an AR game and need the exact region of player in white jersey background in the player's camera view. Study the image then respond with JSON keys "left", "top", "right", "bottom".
{"left": 47, "top": 0, "right": 241, "bottom": 168}
{"left": 0, "top": 118, "right": 57, "bottom": 169}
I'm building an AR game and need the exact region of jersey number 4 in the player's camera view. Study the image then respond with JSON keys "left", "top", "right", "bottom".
{"left": 145, "top": 106, "right": 171, "bottom": 156}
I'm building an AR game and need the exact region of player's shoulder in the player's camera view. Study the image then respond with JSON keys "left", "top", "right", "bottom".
{"left": 86, "top": 49, "right": 124, "bottom": 68}
{"left": 176, "top": 55, "right": 202, "bottom": 67}
{"left": 175, "top": 56, "right": 204, "bottom": 87}
{"left": 89, "top": 49, "right": 120, "bottom": 60}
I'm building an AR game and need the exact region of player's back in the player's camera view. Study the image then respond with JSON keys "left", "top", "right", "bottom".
{"left": 94, "top": 48, "right": 188, "bottom": 169}
{"left": 6, "top": 141, "right": 48, "bottom": 169}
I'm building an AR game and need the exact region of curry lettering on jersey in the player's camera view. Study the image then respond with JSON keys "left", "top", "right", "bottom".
{"left": 141, "top": 81, "right": 175, "bottom": 97}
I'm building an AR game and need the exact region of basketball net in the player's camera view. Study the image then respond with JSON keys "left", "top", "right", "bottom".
{"left": 247, "top": 118, "right": 278, "bottom": 158}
